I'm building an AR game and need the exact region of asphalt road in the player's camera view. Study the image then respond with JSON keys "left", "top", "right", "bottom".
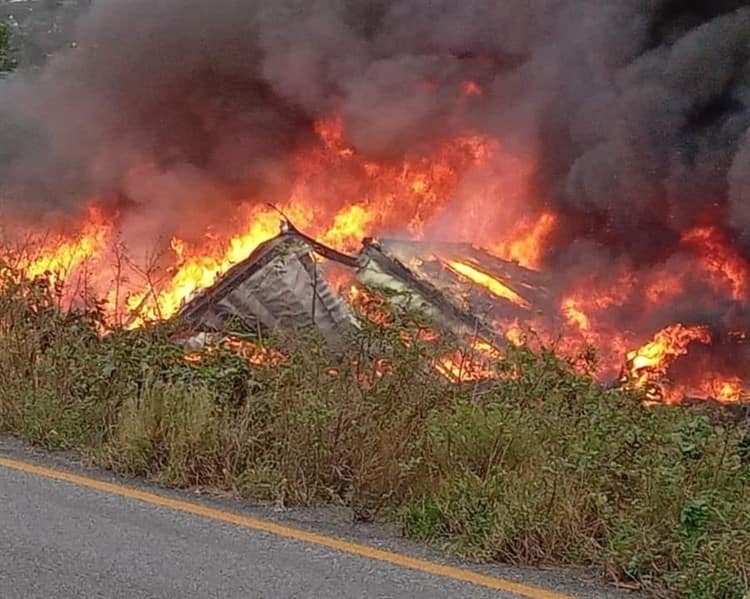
{"left": 0, "top": 440, "right": 634, "bottom": 599}
{"left": 0, "top": 462, "right": 517, "bottom": 599}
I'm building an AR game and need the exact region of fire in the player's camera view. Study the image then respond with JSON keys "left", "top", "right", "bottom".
{"left": 347, "top": 281, "right": 502, "bottom": 384}
{"left": 321, "top": 204, "right": 374, "bottom": 250}
{"left": 697, "top": 376, "right": 744, "bottom": 403}
{"left": 8, "top": 110, "right": 750, "bottom": 406}
{"left": 644, "top": 270, "right": 685, "bottom": 305}
{"left": 185, "top": 335, "right": 285, "bottom": 367}
{"left": 562, "top": 297, "right": 591, "bottom": 333}
{"left": 314, "top": 115, "right": 355, "bottom": 157}
{"left": 624, "top": 324, "right": 712, "bottom": 402}
{"left": 22, "top": 206, "right": 112, "bottom": 281}
{"left": 434, "top": 337, "right": 501, "bottom": 383}
{"left": 399, "top": 327, "right": 440, "bottom": 347}
{"left": 681, "top": 226, "right": 749, "bottom": 301}
{"left": 348, "top": 284, "right": 393, "bottom": 326}
{"left": 627, "top": 324, "right": 711, "bottom": 375}
{"left": 16, "top": 111, "right": 542, "bottom": 332}
{"left": 503, "top": 320, "right": 526, "bottom": 346}
{"left": 460, "top": 80, "right": 483, "bottom": 97}
{"left": 224, "top": 337, "right": 285, "bottom": 366}
{"left": 444, "top": 259, "right": 530, "bottom": 309}
{"left": 116, "top": 118, "right": 508, "bottom": 322}
{"left": 489, "top": 211, "right": 556, "bottom": 270}
{"left": 126, "top": 205, "right": 291, "bottom": 323}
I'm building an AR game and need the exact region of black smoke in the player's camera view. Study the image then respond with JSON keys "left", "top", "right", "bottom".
{"left": 0, "top": 0, "right": 749, "bottom": 267}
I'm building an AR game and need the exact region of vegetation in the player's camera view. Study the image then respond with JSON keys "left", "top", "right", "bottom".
{"left": 0, "top": 21, "right": 15, "bottom": 72}
{"left": 0, "top": 269, "right": 747, "bottom": 598}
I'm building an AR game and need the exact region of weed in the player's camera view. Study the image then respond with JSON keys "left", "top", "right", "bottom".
{"left": 0, "top": 269, "right": 747, "bottom": 597}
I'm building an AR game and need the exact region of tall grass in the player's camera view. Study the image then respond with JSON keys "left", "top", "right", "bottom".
{"left": 0, "top": 268, "right": 747, "bottom": 598}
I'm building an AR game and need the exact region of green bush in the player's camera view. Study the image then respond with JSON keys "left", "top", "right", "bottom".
{"left": 398, "top": 348, "right": 750, "bottom": 597}
{"left": 0, "top": 269, "right": 747, "bottom": 597}
{"left": 0, "top": 21, "right": 15, "bottom": 72}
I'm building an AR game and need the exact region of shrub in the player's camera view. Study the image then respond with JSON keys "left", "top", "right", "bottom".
{"left": 0, "top": 270, "right": 747, "bottom": 597}
{"left": 0, "top": 21, "right": 15, "bottom": 72}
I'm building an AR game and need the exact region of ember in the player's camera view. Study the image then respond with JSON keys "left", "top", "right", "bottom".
{"left": 433, "top": 337, "right": 503, "bottom": 383}
{"left": 348, "top": 284, "right": 393, "bottom": 327}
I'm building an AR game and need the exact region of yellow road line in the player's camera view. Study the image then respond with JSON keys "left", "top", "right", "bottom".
{"left": 0, "top": 455, "right": 573, "bottom": 599}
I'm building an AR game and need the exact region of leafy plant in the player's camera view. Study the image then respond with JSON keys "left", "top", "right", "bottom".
{"left": 0, "top": 267, "right": 747, "bottom": 597}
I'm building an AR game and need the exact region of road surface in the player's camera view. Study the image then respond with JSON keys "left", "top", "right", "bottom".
{"left": 0, "top": 440, "right": 632, "bottom": 599}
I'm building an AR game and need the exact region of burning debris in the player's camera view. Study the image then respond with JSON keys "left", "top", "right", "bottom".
{"left": 8, "top": 201, "right": 750, "bottom": 404}
{"left": 165, "top": 217, "right": 750, "bottom": 403}
{"left": 355, "top": 238, "right": 504, "bottom": 345}
{"left": 173, "top": 220, "right": 503, "bottom": 340}
{"left": 2, "top": 1, "right": 750, "bottom": 405}
{"left": 178, "top": 227, "right": 357, "bottom": 343}
{"left": 370, "top": 239, "right": 554, "bottom": 325}
{"left": 165, "top": 217, "right": 517, "bottom": 384}
{"left": 620, "top": 324, "right": 750, "bottom": 404}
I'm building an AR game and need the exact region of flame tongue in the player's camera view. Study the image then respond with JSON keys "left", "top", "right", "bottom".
{"left": 624, "top": 324, "right": 713, "bottom": 402}
{"left": 443, "top": 259, "right": 530, "bottom": 309}
{"left": 22, "top": 206, "right": 112, "bottom": 281}
{"left": 682, "top": 226, "right": 749, "bottom": 300}
{"left": 488, "top": 211, "right": 556, "bottom": 270}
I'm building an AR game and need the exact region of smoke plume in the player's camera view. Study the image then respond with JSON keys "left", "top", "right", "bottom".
{"left": 0, "top": 0, "right": 749, "bottom": 268}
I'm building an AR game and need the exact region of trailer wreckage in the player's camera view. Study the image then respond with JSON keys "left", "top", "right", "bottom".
{"left": 153, "top": 218, "right": 750, "bottom": 405}
{"left": 176, "top": 218, "right": 548, "bottom": 362}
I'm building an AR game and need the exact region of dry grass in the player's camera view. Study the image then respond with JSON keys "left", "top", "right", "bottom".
{"left": 0, "top": 268, "right": 747, "bottom": 598}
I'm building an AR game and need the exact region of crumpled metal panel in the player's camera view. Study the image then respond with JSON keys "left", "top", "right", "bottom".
{"left": 179, "top": 233, "right": 357, "bottom": 342}
{"left": 355, "top": 239, "right": 503, "bottom": 345}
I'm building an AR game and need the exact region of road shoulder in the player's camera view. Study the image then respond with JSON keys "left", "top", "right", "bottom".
{"left": 0, "top": 434, "right": 637, "bottom": 599}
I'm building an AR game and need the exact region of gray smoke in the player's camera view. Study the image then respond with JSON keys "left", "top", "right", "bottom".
{"left": 0, "top": 0, "right": 749, "bottom": 268}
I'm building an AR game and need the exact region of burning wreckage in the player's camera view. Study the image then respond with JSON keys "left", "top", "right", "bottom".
{"left": 175, "top": 217, "right": 744, "bottom": 405}
{"left": 177, "top": 217, "right": 542, "bottom": 383}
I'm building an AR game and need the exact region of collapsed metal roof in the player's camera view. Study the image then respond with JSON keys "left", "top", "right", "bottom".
{"left": 355, "top": 238, "right": 502, "bottom": 343}
{"left": 178, "top": 220, "right": 543, "bottom": 346}
{"left": 178, "top": 231, "right": 357, "bottom": 342}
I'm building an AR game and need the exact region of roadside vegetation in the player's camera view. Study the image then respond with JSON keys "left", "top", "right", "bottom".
{"left": 0, "top": 21, "right": 15, "bottom": 72}
{"left": 0, "top": 267, "right": 747, "bottom": 598}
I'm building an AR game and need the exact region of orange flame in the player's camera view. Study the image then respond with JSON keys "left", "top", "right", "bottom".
{"left": 16, "top": 113, "right": 541, "bottom": 329}
{"left": 682, "top": 226, "right": 749, "bottom": 300}
{"left": 434, "top": 337, "right": 501, "bottom": 383}
{"left": 321, "top": 204, "right": 375, "bottom": 250}
{"left": 488, "top": 211, "right": 556, "bottom": 270}
{"left": 561, "top": 297, "right": 591, "bottom": 333}
{"left": 348, "top": 284, "right": 393, "bottom": 327}
{"left": 184, "top": 336, "right": 285, "bottom": 367}
{"left": 624, "top": 324, "right": 712, "bottom": 402}
{"left": 703, "top": 377, "right": 744, "bottom": 403}
{"left": 444, "top": 259, "right": 530, "bottom": 309}
{"left": 224, "top": 337, "right": 286, "bottom": 366}
{"left": 23, "top": 206, "right": 112, "bottom": 280}
{"left": 117, "top": 119, "right": 504, "bottom": 322}
{"left": 11, "top": 112, "right": 750, "bottom": 405}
